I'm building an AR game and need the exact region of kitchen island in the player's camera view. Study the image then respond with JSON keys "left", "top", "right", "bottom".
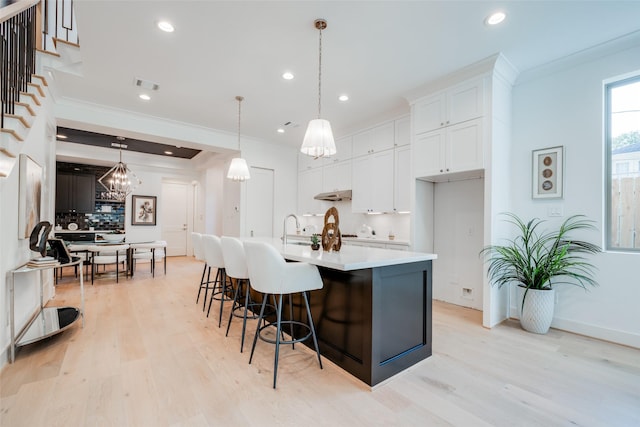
{"left": 254, "top": 239, "right": 437, "bottom": 387}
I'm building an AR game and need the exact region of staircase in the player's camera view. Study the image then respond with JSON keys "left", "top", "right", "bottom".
{"left": 1, "top": 0, "right": 81, "bottom": 177}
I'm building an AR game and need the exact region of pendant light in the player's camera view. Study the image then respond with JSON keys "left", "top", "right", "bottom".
{"left": 98, "top": 141, "right": 141, "bottom": 201}
{"left": 226, "top": 95, "right": 251, "bottom": 181}
{"left": 300, "top": 18, "right": 336, "bottom": 159}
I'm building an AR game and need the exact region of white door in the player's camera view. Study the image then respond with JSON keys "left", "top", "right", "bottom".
{"left": 162, "top": 182, "right": 189, "bottom": 256}
{"left": 246, "top": 167, "right": 274, "bottom": 237}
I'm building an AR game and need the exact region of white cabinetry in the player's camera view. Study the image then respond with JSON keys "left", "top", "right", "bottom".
{"left": 394, "top": 144, "right": 411, "bottom": 212}
{"left": 352, "top": 149, "right": 394, "bottom": 213}
{"left": 323, "top": 136, "right": 352, "bottom": 164}
{"left": 394, "top": 116, "right": 411, "bottom": 147}
{"left": 413, "top": 78, "right": 484, "bottom": 134}
{"left": 297, "top": 167, "right": 324, "bottom": 215}
{"left": 323, "top": 160, "right": 351, "bottom": 192}
{"left": 352, "top": 122, "right": 395, "bottom": 158}
{"left": 414, "top": 118, "right": 482, "bottom": 179}
{"left": 298, "top": 152, "right": 324, "bottom": 171}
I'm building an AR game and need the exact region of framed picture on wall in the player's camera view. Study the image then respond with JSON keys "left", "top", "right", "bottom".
{"left": 18, "top": 154, "right": 43, "bottom": 239}
{"left": 532, "top": 146, "right": 564, "bottom": 199}
{"left": 131, "top": 195, "right": 157, "bottom": 225}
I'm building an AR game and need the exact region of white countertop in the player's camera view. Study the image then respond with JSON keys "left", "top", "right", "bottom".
{"left": 247, "top": 238, "right": 436, "bottom": 271}
{"left": 286, "top": 234, "right": 410, "bottom": 246}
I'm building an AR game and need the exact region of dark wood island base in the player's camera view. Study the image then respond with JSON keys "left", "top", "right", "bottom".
{"left": 307, "top": 260, "right": 433, "bottom": 387}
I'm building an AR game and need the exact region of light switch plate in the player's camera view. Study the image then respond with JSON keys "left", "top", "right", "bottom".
{"left": 548, "top": 206, "right": 563, "bottom": 217}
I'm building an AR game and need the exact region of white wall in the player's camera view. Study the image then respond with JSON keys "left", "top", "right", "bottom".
{"left": 510, "top": 36, "right": 640, "bottom": 347}
{"left": 0, "top": 91, "right": 57, "bottom": 366}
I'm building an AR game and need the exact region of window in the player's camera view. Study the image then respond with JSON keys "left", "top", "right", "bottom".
{"left": 606, "top": 75, "right": 640, "bottom": 251}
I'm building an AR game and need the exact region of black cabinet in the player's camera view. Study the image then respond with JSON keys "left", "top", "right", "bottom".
{"left": 55, "top": 172, "right": 95, "bottom": 213}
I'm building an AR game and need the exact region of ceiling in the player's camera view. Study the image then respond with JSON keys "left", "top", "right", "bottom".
{"left": 52, "top": 1, "right": 640, "bottom": 153}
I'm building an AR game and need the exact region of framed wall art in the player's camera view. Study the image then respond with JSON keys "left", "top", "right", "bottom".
{"left": 532, "top": 146, "right": 564, "bottom": 199}
{"left": 131, "top": 195, "right": 157, "bottom": 226}
{"left": 18, "top": 154, "right": 43, "bottom": 239}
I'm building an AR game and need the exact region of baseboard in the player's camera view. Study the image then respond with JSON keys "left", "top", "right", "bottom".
{"left": 550, "top": 317, "right": 640, "bottom": 349}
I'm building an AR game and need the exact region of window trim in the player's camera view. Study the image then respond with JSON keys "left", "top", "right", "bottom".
{"left": 605, "top": 74, "right": 640, "bottom": 253}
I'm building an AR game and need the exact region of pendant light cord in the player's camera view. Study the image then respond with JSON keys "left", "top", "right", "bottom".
{"left": 317, "top": 26, "right": 323, "bottom": 119}
{"left": 236, "top": 95, "right": 244, "bottom": 150}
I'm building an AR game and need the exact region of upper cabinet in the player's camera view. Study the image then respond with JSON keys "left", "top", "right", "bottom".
{"left": 298, "top": 152, "right": 324, "bottom": 171}
{"left": 56, "top": 171, "right": 95, "bottom": 213}
{"left": 414, "top": 118, "right": 483, "bottom": 178}
{"left": 394, "top": 116, "right": 411, "bottom": 147}
{"left": 413, "top": 78, "right": 484, "bottom": 135}
{"left": 323, "top": 136, "right": 353, "bottom": 165}
{"left": 352, "top": 122, "right": 395, "bottom": 158}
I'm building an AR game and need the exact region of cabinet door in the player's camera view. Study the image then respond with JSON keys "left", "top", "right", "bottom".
{"left": 447, "top": 79, "right": 484, "bottom": 125}
{"left": 351, "top": 156, "right": 372, "bottom": 213}
{"left": 394, "top": 116, "right": 411, "bottom": 147}
{"left": 297, "top": 168, "right": 324, "bottom": 215}
{"left": 369, "top": 122, "right": 395, "bottom": 154}
{"left": 75, "top": 173, "right": 96, "bottom": 213}
{"left": 55, "top": 172, "right": 73, "bottom": 212}
{"left": 413, "top": 92, "right": 446, "bottom": 134}
{"left": 447, "top": 119, "right": 483, "bottom": 173}
{"left": 413, "top": 130, "right": 445, "bottom": 178}
{"left": 370, "top": 150, "right": 394, "bottom": 213}
{"left": 323, "top": 160, "right": 351, "bottom": 193}
{"left": 298, "top": 152, "right": 323, "bottom": 171}
{"left": 351, "top": 129, "right": 372, "bottom": 158}
{"left": 394, "top": 145, "right": 411, "bottom": 212}
{"left": 323, "top": 136, "right": 353, "bottom": 165}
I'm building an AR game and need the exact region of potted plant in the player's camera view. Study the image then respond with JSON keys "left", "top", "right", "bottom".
{"left": 310, "top": 234, "right": 320, "bottom": 250}
{"left": 480, "top": 213, "right": 600, "bottom": 334}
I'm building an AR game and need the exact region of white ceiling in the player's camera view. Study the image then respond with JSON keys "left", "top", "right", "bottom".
{"left": 53, "top": 1, "right": 640, "bottom": 150}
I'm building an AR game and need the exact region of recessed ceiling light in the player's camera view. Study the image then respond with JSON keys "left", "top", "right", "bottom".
{"left": 485, "top": 11, "right": 506, "bottom": 26}
{"left": 282, "top": 72, "right": 294, "bottom": 80}
{"left": 338, "top": 94, "right": 349, "bottom": 102}
{"left": 56, "top": 134, "right": 67, "bottom": 139}
{"left": 157, "top": 21, "right": 174, "bottom": 32}
{"left": 164, "top": 150, "right": 173, "bottom": 155}
{"left": 139, "top": 94, "right": 151, "bottom": 101}
{"left": 277, "top": 128, "right": 285, "bottom": 133}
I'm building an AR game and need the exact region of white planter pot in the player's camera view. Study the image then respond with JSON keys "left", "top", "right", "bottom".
{"left": 516, "top": 286, "right": 555, "bottom": 334}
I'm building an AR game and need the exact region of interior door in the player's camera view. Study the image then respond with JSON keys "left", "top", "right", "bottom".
{"left": 162, "top": 182, "right": 189, "bottom": 256}
{"left": 246, "top": 167, "right": 274, "bottom": 237}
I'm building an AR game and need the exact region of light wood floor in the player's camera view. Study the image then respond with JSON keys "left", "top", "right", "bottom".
{"left": 1, "top": 257, "right": 638, "bottom": 426}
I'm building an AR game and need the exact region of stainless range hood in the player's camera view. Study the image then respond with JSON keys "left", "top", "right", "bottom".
{"left": 313, "top": 189, "right": 352, "bottom": 201}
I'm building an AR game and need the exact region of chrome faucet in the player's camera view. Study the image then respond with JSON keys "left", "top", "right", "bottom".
{"left": 282, "top": 214, "right": 300, "bottom": 245}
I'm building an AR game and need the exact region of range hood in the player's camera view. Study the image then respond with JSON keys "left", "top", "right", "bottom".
{"left": 314, "top": 189, "right": 352, "bottom": 201}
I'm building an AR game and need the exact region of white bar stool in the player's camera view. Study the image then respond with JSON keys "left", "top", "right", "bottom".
{"left": 202, "top": 234, "right": 233, "bottom": 326}
{"left": 244, "top": 241, "right": 324, "bottom": 388}
{"left": 192, "top": 232, "right": 210, "bottom": 309}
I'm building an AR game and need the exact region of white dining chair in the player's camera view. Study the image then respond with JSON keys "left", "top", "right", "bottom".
{"left": 86, "top": 244, "right": 130, "bottom": 284}
{"left": 130, "top": 240, "right": 167, "bottom": 277}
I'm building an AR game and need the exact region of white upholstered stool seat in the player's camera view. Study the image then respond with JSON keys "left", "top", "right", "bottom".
{"left": 243, "top": 241, "right": 324, "bottom": 388}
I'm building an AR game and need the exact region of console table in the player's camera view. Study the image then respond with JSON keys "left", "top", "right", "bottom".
{"left": 9, "top": 256, "right": 85, "bottom": 363}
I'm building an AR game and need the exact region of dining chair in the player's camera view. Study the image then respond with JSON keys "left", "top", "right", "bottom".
{"left": 86, "top": 244, "right": 130, "bottom": 284}
{"left": 130, "top": 240, "right": 167, "bottom": 277}
{"left": 243, "top": 241, "right": 324, "bottom": 388}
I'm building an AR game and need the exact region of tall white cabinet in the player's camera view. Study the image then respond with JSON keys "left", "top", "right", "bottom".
{"left": 408, "top": 54, "right": 517, "bottom": 327}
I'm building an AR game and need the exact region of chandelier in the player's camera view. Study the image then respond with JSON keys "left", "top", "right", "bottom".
{"left": 98, "top": 144, "right": 141, "bottom": 201}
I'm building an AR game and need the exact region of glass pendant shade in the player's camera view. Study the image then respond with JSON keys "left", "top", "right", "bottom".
{"left": 301, "top": 119, "right": 336, "bottom": 158}
{"left": 227, "top": 157, "right": 251, "bottom": 181}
